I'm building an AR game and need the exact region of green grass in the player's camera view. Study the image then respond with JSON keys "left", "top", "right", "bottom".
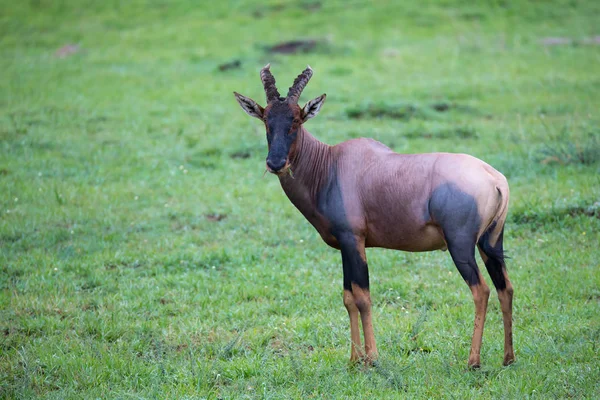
{"left": 1, "top": 0, "right": 599, "bottom": 398}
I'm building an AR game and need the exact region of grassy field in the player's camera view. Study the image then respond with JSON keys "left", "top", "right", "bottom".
{"left": 1, "top": 0, "right": 599, "bottom": 398}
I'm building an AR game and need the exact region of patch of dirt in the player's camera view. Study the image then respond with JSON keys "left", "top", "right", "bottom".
{"left": 429, "top": 102, "right": 481, "bottom": 115}
{"left": 431, "top": 102, "right": 451, "bottom": 112}
{"left": 567, "top": 202, "right": 600, "bottom": 218}
{"left": 268, "top": 39, "right": 317, "bottom": 54}
{"left": 269, "top": 336, "right": 289, "bottom": 357}
{"left": 230, "top": 150, "right": 251, "bottom": 159}
{"left": 175, "top": 343, "right": 188, "bottom": 352}
{"left": 104, "top": 260, "right": 142, "bottom": 270}
{"left": 218, "top": 60, "right": 241, "bottom": 71}
{"left": 205, "top": 213, "right": 227, "bottom": 222}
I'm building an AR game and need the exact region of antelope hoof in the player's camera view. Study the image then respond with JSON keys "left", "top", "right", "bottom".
{"left": 503, "top": 354, "right": 515, "bottom": 366}
{"left": 363, "top": 353, "right": 379, "bottom": 367}
{"left": 349, "top": 354, "right": 360, "bottom": 365}
{"left": 467, "top": 356, "right": 481, "bottom": 370}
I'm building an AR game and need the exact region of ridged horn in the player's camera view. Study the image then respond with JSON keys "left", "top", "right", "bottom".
{"left": 260, "top": 63, "right": 281, "bottom": 103}
{"left": 286, "top": 65, "right": 313, "bottom": 103}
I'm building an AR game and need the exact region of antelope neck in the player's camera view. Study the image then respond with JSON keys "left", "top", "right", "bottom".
{"left": 280, "top": 127, "right": 332, "bottom": 200}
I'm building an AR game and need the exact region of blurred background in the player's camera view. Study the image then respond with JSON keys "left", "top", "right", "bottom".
{"left": 1, "top": 1, "right": 599, "bottom": 398}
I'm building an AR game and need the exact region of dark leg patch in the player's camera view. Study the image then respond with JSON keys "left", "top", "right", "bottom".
{"left": 338, "top": 231, "right": 369, "bottom": 290}
{"left": 429, "top": 183, "right": 482, "bottom": 285}
{"left": 316, "top": 164, "right": 369, "bottom": 290}
{"left": 447, "top": 240, "right": 481, "bottom": 285}
{"left": 477, "top": 223, "right": 507, "bottom": 291}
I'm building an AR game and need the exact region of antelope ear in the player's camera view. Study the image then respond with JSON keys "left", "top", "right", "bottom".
{"left": 234, "top": 92, "right": 264, "bottom": 120}
{"left": 302, "top": 94, "right": 326, "bottom": 122}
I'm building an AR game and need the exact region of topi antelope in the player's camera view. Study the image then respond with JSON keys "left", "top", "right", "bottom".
{"left": 234, "top": 65, "right": 514, "bottom": 368}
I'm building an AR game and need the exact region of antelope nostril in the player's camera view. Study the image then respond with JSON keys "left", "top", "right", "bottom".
{"left": 266, "top": 158, "right": 287, "bottom": 172}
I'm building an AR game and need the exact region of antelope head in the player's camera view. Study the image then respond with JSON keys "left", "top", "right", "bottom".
{"left": 234, "top": 64, "right": 326, "bottom": 175}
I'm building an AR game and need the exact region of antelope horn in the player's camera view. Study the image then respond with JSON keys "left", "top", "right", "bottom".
{"left": 287, "top": 65, "right": 313, "bottom": 103}
{"left": 260, "top": 63, "right": 281, "bottom": 103}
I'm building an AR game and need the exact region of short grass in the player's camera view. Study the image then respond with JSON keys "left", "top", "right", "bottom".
{"left": 1, "top": 0, "right": 599, "bottom": 398}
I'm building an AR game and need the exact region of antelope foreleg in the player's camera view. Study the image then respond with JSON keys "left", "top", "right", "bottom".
{"left": 339, "top": 232, "right": 378, "bottom": 365}
{"left": 352, "top": 283, "right": 378, "bottom": 364}
{"left": 343, "top": 289, "right": 362, "bottom": 362}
